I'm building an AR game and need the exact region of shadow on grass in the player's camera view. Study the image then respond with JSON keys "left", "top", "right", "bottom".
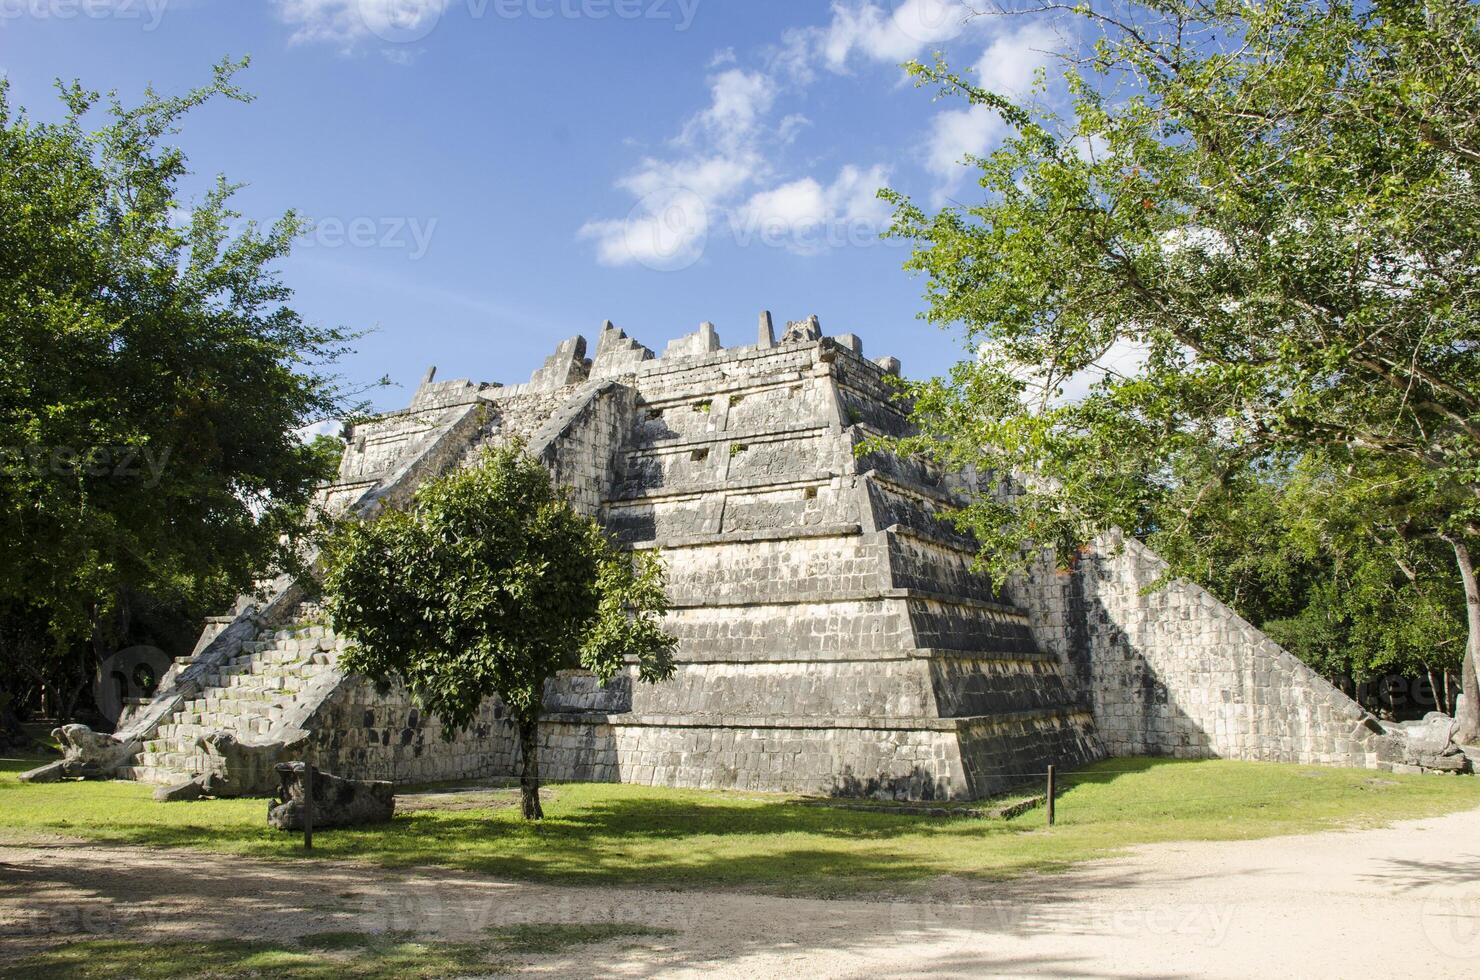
{"left": 13, "top": 753, "right": 1467, "bottom": 898}
{"left": 0, "top": 756, "right": 1218, "bottom": 897}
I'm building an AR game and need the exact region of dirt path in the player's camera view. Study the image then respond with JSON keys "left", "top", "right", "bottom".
{"left": 3, "top": 806, "right": 1480, "bottom": 978}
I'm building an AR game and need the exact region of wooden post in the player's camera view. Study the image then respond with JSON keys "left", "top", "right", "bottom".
{"left": 302, "top": 762, "right": 314, "bottom": 851}
{"left": 1046, "top": 765, "right": 1056, "bottom": 828}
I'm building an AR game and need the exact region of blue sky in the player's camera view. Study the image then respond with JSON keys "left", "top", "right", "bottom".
{"left": 0, "top": 0, "right": 1065, "bottom": 415}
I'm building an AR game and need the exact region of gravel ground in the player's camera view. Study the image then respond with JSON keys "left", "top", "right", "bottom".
{"left": 2, "top": 804, "right": 1479, "bottom": 978}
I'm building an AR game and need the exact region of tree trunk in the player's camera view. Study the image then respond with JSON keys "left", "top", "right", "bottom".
{"left": 517, "top": 717, "right": 544, "bottom": 821}
{"left": 1447, "top": 536, "right": 1480, "bottom": 745}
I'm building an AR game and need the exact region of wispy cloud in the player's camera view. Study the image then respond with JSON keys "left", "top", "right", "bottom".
{"left": 924, "top": 23, "right": 1060, "bottom": 203}
{"left": 736, "top": 164, "right": 893, "bottom": 256}
{"left": 816, "top": 0, "right": 971, "bottom": 70}
{"left": 580, "top": 2, "right": 1066, "bottom": 267}
{"left": 579, "top": 67, "right": 777, "bottom": 269}
{"left": 274, "top": 0, "right": 449, "bottom": 49}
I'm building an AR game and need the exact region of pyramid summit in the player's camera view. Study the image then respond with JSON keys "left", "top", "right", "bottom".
{"left": 47, "top": 315, "right": 1441, "bottom": 799}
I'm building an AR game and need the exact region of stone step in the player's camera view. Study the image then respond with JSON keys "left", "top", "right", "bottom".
{"left": 137, "top": 750, "right": 211, "bottom": 770}
{"left": 129, "top": 617, "right": 345, "bottom": 778}
{"left": 114, "top": 765, "right": 187, "bottom": 786}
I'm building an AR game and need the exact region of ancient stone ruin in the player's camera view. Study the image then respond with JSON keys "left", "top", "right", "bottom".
{"left": 25, "top": 315, "right": 1473, "bottom": 799}
{"left": 268, "top": 763, "right": 395, "bottom": 830}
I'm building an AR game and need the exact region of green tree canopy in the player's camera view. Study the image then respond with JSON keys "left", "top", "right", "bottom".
{"left": 321, "top": 445, "right": 677, "bottom": 819}
{"left": 1143, "top": 450, "right": 1469, "bottom": 714}
{"left": 880, "top": 1, "right": 1480, "bottom": 737}
{"left": 0, "top": 60, "right": 369, "bottom": 721}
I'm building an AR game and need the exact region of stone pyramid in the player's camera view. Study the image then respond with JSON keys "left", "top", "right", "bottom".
{"left": 79, "top": 314, "right": 1424, "bottom": 801}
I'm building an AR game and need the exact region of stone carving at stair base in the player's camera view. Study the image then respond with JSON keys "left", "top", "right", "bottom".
{"left": 18, "top": 725, "right": 139, "bottom": 783}
{"left": 267, "top": 763, "right": 395, "bottom": 830}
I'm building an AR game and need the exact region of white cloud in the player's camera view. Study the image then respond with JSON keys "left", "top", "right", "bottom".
{"left": 975, "top": 22, "right": 1057, "bottom": 96}
{"left": 581, "top": 5, "right": 1063, "bottom": 266}
{"left": 684, "top": 69, "right": 777, "bottom": 154}
{"left": 581, "top": 62, "right": 890, "bottom": 267}
{"left": 580, "top": 69, "right": 777, "bottom": 269}
{"left": 925, "top": 106, "right": 1003, "bottom": 181}
{"left": 827, "top": 163, "right": 894, "bottom": 225}
{"left": 1054, "top": 339, "right": 1150, "bottom": 404}
{"left": 580, "top": 191, "right": 712, "bottom": 271}
{"left": 923, "top": 24, "right": 1060, "bottom": 201}
{"left": 275, "top": 0, "right": 449, "bottom": 48}
{"left": 736, "top": 164, "right": 892, "bottom": 254}
{"left": 744, "top": 179, "right": 831, "bottom": 230}
{"left": 981, "top": 337, "right": 1150, "bottom": 407}
{"left": 776, "top": 113, "right": 812, "bottom": 145}
{"left": 616, "top": 154, "right": 760, "bottom": 207}
{"left": 818, "top": 0, "right": 971, "bottom": 71}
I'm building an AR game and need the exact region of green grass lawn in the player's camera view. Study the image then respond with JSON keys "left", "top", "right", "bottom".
{"left": 3, "top": 755, "right": 1478, "bottom": 897}
{"left": 0, "top": 924, "right": 674, "bottom": 979}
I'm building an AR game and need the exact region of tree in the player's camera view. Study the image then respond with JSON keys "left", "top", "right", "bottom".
{"left": 0, "top": 60, "right": 371, "bottom": 722}
{"left": 881, "top": 0, "right": 1480, "bottom": 739}
{"left": 320, "top": 446, "right": 677, "bottom": 820}
{"left": 1142, "top": 450, "right": 1469, "bottom": 714}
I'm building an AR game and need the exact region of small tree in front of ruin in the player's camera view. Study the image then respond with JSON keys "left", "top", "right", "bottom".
{"left": 320, "top": 445, "right": 677, "bottom": 819}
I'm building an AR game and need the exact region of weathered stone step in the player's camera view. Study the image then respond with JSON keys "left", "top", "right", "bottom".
{"left": 129, "top": 613, "right": 346, "bottom": 782}
{"left": 113, "top": 765, "right": 184, "bottom": 786}
{"left": 539, "top": 707, "right": 1092, "bottom": 732}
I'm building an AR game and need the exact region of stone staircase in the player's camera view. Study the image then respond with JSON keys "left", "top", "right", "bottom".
{"left": 116, "top": 622, "right": 345, "bottom": 785}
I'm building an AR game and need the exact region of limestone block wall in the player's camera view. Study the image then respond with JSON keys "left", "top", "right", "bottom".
{"left": 1015, "top": 531, "right": 1381, "bottom": 766}
{"left": 956, "top": 709, "right": 1100, "bottom": 793}
{"left": 907, "top": 597, "right": 1040, "bottom": 654}
{"left": 631, "top": 342, "right": 825, "bottom": 404}
{"left": 837, "top": 375, "right": 911, "bottom": 437}
{"left": 619, "top": 660, "right": 942, "bottom": 719}
{"left": 725, "top": 380, "right": 832, "bottom": 433}
{"left": 866, "top": 480, "right": 976, "bottom": 548}
{"left": 560, "top": 634, "right": 1079, "bottom": 724}
{"left": 339, "top": 382, "right": 485, "bottom": 483}
{"left": 884, "top": 530, "right": 1003, "bottom": 603}
{"left": 927, "top": 657, "right": 1082, "bottom": 717}
{"left": 529, "top": 381, "right": 637, "bottom": 517}
{"left": 721, "top": 481, "right": 862, "bottom": 534}
{"left": 533, "top": 714, "right": 972, "bottom": 799}
{"left": 304, "top": 675, "right": 510, "bottom": 785}
{"left": 662, "top": 597, "right": 913, "bottom": 659}
{"left": 337, "top": 411, "right": 445, "bottom": 482}
{"left": 606, "top": 478, "right": 863, "bottom": 544}
{"left": 656, "top": 532, "right": 890, "bottom": 607}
